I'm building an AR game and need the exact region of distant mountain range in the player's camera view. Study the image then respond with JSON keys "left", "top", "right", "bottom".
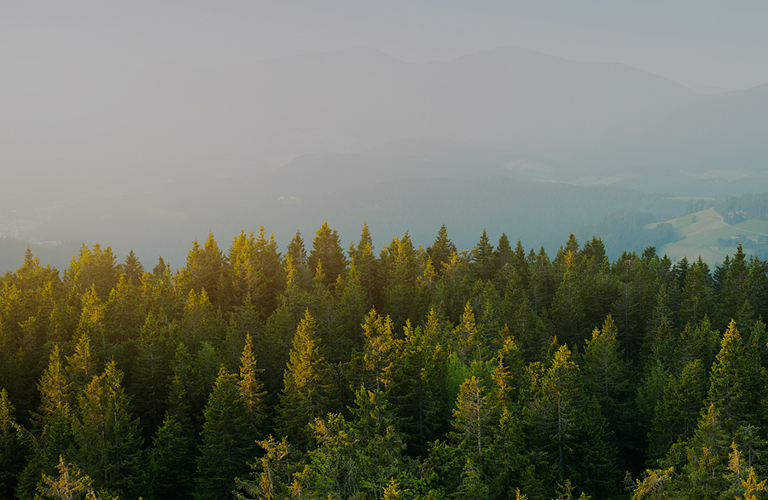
{"left": 2, "top": 45, "right": 767, "bottom": 269}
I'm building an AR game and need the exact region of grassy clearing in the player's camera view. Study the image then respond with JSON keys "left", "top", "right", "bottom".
{"left": 734, "top": 219, "right": 768, "bottom": 235}
{"left": 657, "top": 208, "right": 758, "bottom": 264}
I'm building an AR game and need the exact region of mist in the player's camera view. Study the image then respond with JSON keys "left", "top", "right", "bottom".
{"left": 2, "top": 1, "right": 768, "bottom": 269}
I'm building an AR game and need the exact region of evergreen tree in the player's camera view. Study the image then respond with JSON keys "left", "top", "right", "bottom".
{"left": 308, "top": 222, "right": 347, "bottom": 289}
{"left": 129, "top": 310, "right": 173, "bottom": 442}
{"left": 648, "top": 359, "right": 708, "bottom": 463}
{"left": 149, "top": 413, "right": 195, "bottom": 500}
{"left": 471, "top": 229, "right": 496, "bottom": 283}
{"left": 451, "top": 376, "right": 491, "bottom": 463}
{"left": 581, "top": 315, "right": 635, "bottom": 471}
{"left": 381, "top": 232, "right": 423, "bottom": 330}
{"left": 527, "top": 345, "right": 618, "bottom": 497}
{"left": 72, "top": 361, "right": 144, "bottom": 498}
{"left": 427, "top": 224, "right": 457, "bottom": 276}
{"left": 238, "top": 333, "right": 267, "bottom": 433}
{"left": 35, "top": 456, "right": 99, "bottom": 500}
{"left": 122, "top": 250, "right": 144, "bottom": 287}
{"left": 16, "top": 346, "right": 74, "bottom": 500}
{"left": 717, "top": 245, "right": 750, "bottom": 331}
{"left": 235, "top": 436, "right": 295, "bottom": 500}
{"left": 348, "top": 222, "right": 380, "bottom": 307}
{"left": 389, "top": 313, "right": 451, "bottom": 458}
{"left": 148, "top": 344, "right": 196, "bottom": 500}
{"left": 706, "top": 320, "right": 761, "bottom": 436}
{"left": 493, "top": 233, "right": 515, "bottom": 289}
{"left": 195, "top": 367, "right": 256, "bottom": 500}
{"left": 277, "top": 310, "right": 331, "bottom": 451}
{"left": 0, "top": 389, "right": 26, "bottom": 499}
{"left": 179, "top": 232, "right": 227, "bottom": 308}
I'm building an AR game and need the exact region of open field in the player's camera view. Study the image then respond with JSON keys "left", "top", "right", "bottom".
{"left": 657, "top": 208, "right": 762, "bottom": 264}
{"left": 734, "top": 219, "right": 768, "bottom": 235}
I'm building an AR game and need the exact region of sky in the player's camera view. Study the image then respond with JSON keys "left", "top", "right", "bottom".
{"left": 2, "top": 0, "right": 768, "bottom": 93}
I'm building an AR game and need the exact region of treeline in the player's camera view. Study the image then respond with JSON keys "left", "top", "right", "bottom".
{"left": 717, "top": 193, "right": 768, "bottom": 224}
{"left": 2, "top": 222, "right": 768, "bottom": 500}
{"left": 0, "top": 238, "right": 82, "bottom": 275}
{"left": 574, "top": 211, "right": 680, "bottom": 260}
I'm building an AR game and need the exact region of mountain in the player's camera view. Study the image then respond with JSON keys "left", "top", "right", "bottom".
{"left": 570, "top": 83, "right": 768, "bottom": 195}
{"left": 0, "top": 46, "right": 699, "bottom": 198}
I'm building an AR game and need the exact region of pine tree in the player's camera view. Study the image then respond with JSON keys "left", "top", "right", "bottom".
{"left": 388, "top": 314, "right": 451, "bottom": 458}
{"left": 427, "top": 224, "right": 457, "bottom": 276}
{"left": 238, "top": 333, "right": 267, "bottom": 433}
{"left": 130, "top": 310, "right": 173, "bottom": 442}
{"left": 381, "top": 232, "right": 423, "bottom": 330}
{"left": 706, "top": 320, "right": 759, "bottom": 436}
{"left": 149, "top": 413, "right": 195, "bottom": 500}
{"left": 493, "top": 233, "right": 515, "bottom": 289}
{"left": 148, "top": 344, "right": 196, "bottom": 500}
{"left": 451, "top": 376, "right": 491, "bottom": 462}
{"left": 179, "top": 232, "right": 227, "bottom": 309}
{"left": 581, "top": 316, "right": 634, "bottom": 469}
{"left": 502, "top": 271, "right": 547, "bottom": 362}
{"left": 648, "top": 359, "right": 708, "bottom": 463}
{"left": 471, "top": 229, "right": 496, "bottom": 283}
{"left": 16, "top": 346, "right": 76, "bottom": 500}
{"left": 0, "top": 389, "right": 27, "bottom": 499}
{"left": 122, "top": 250, "right": 144, "bottom": 287}
{"left": 455, "top": 458, "right": 490, "bottom": 500}
{"left": 277, "top": 310, "right": 331, "bottom": 451}
{"left": 73, "top": 361, "right": 144, "bottom": 498}
{"left": 308, "top": 222, "right": 347, "bottom": 289}
{"left": 234, "top": 436, "right": 294, "bottom": 500}
{"left": 35, "top": 456, "right": 98, "bottom": 500}
{"left": 348, "top": 222, "right": 380, "bottom": 307}
{"left": 527, "top": 345, "right": 618, "bottom": 497}
{"left": 195, "top": 367, "right": 256, "bottom": 500}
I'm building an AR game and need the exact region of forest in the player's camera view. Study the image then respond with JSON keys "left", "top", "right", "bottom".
{"left": 1, "top": 222, "right": 768, "bottom": 500}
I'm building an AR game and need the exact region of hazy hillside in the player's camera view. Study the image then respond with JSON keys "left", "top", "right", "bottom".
{"left": 4, "top": 137, "right": 689, "bottom": 270}
{"left": 0, "top": 46, "right": 699, "bottom": 202}
{"left": 5, "top": 46, "right": 768, "bottom": 268}
{"left": 571, "top": 83, "right": 768, "bottom": 195}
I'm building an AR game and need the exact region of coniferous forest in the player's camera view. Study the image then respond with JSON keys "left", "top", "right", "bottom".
{"left": 3, "top": 222, "right": 768, "bottom": 500}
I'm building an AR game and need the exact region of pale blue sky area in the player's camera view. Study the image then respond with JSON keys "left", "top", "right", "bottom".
{"left": 2, "top": 0, "right": 767, "bottom": 91}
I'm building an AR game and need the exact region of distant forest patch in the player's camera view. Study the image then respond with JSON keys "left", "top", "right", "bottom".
{"left": 574, "top": 211, "right": 681, "bottom": 259}
{"left": 716, "top": 192, "right": 768, "bottom": 224}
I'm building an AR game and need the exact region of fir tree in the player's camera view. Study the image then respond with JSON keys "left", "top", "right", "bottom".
{"left": 277, "top": 310, "right": 331, "bottom": 451}
{"left": 0, "top": 389, "right": 26, "bottom": 499}
{"left": 195, "top": 367, "right": 256, "bottom": 500}
{"left": 427, "top": 224, "right": 457, "bottom": 276}
{"left": 308, "top": 222, "right": 347, "bottom": 289}
{"left": 238, "top": 333, "right": 267, "bottom": 433}
{"left": 72, "top": 361, "right": 144, "bottom": 498}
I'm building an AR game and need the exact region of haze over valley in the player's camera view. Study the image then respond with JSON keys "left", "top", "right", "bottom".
{"left": 2, "top": 1, "right": 768, "bottom": 269}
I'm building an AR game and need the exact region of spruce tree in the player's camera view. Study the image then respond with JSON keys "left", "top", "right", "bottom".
{"left": 308, "top": 222, "right": 347, "bottom": 289}
{"left": 195, "top": 367, "right": 256, "bottom": 500}
{"left": 277, "top": 310, "right": 331, "bottom": 451}
{"left": 73, "top": 361, "right": 144, "bottom": 498}
{"left": 0, "top": 389, "right": 26, "bottom": 499}
{"left": 426, "top": 224, "right": 457, "bottom": 276}
{"left": 527, "top": 345, "right": 618, "bottom": 497}
{"left": 238, "top": 333, "right": 267, "bottom": 433}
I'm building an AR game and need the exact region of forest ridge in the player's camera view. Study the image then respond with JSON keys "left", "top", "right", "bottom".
{"left": 1, "top": 222, "right": 768, "bottom": 500}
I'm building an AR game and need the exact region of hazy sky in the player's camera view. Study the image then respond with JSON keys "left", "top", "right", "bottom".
{"left": 2, "top": 0, "right": 767, "bottom": 93}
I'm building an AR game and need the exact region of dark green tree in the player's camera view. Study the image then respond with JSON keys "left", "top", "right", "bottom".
{"left": 308, "top": 222, "right": 347, "bottom": 289}
{"left": 195, "top": 366, "right": 256, "bottom": 500}
{"left": 73, "top": 361, "right": 144, "bottom": 498}
{"left": 427, "top": 224, "right": 457, "bottom": 276}
{"left": 277, "top": 310, "right": 332, "bottom": 451}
